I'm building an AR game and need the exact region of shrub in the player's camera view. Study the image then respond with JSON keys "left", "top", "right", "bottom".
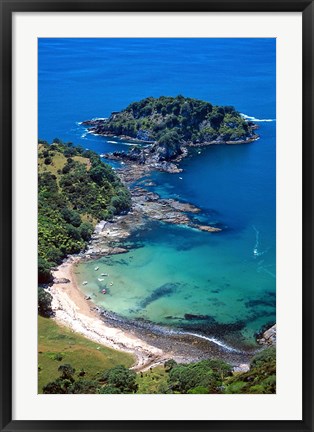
{"left": 38, "top": 287, "right": 53, "bottom": 317}
{"left": 102, "top": 365, "right": 138, "bottom": 394}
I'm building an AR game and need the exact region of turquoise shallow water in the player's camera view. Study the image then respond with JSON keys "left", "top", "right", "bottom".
{"left": 39, "top": 38, "right": 276, "bottom": 351}
{"left": 76, "top": 210, "right": 275, "bottom": 349}
{"left": 75, "top": 121, "right": 276, "bottom": 350}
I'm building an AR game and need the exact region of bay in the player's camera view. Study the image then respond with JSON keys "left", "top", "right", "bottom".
{"left": 39, "top": 38, "right": 276, "bottom": 350}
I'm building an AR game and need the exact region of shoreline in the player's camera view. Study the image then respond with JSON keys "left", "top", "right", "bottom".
{"left": 98, "top": 133, "right": 259, "bottom": 176}
{"left": 49, "top": 253, "right": 257, "bottom": 372}
{"left": 50, "top": 256, "right": 169, "bottom": 371}
{"left": 47, "top": 131, "right": 269, "bottom": 372}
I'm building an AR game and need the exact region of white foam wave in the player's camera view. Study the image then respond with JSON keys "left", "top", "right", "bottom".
{"left": 180, "top": 331, "right": 241, "bottom": 353}
{"left": 100, "top": 311, "right": 243, "bottom": 353}
{"left": 241, "top": 113, "right": 276, "bottom": 122}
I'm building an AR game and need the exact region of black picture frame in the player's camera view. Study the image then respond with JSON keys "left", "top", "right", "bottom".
{"left": 1, "top": 1, "right": 313, "bottom": 431}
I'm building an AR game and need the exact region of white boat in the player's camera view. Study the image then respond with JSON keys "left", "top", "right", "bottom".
{"left": 98, "top": 278, "right": 104, "bottom": 282}
{"left": 101, "top": 273, "right": 108, "bottom": 277}
{"left": 82, "top": 281, "right": 88, "bottom": 285}
{"left": 94, "top": 266, "right": 99, "bottom": 271}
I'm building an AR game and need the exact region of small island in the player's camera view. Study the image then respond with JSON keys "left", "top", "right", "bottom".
{"left": 82, "top": 95, "right": 258, "bottom": 173}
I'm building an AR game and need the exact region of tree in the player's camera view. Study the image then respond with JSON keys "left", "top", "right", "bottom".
{"left": 157, "top": 130, "right": 182, "bottom": 160}
{"left": 38, "top": 256, "right": 53, "bottom": 284}
{"left": 168, "top": 359, "right": 231, "bottom": 394}
{"left": 69, "top": 379, "right": 99, "bottom": 394}
{"left": 42, "top": 379, "right": 67, "bottom": 394}
{"left": 101, "top": 365, "right": 138, "bottom": 394}
{"left": 164, "top": 359, "right": 177, "bottom": 372}
{"left": 58, "top": 364, "right": 75, "bottom": 381}
{"left": 98, "top": 385, "right": 122, "bottom": 394}
{"left": 89, "top": 165, "right": 107, "bottom": 185}
{"left": 79, "top": 222, "right": 94, "bottom": 241}
{"left": 38, "top": 287, "right": 53, "bottom": 317}
{"left": 43, "top": 364, "right": 76, "bottom": 394}
{"left": 61, "top": 208, "right": 82, "bottom": 227}
{"left": 250, "top": 347, "right": 276, "bottom": 368}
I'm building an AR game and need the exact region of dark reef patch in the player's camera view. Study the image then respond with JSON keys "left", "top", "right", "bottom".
{"left": 179, "top": 316, "right": 247, "bottom": 338}
{"left": 139, "top": 283, "right": 178, "bottom": 309}
{"left": 176, "top": 242, "right": 194, "bottom": 251}
{"left": 245, "top": 298, "right": 275, "bottom": 309}
{"left": 184, "top": 313, "right": 212, "bottom": 321}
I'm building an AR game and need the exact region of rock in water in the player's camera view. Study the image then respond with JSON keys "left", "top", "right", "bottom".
{"left": 257, "top": 324, "right": 276, "bottom": 346}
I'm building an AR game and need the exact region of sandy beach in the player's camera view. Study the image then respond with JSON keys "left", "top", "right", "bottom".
{"left": 50, "top": 256, "right": 168, "bottom": 371}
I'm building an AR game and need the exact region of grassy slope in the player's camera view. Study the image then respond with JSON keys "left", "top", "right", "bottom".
{"left": 38, "top": 144, "right": 91, "bottom": 181}
{"left": 38, "top": 316, "right": 135, "bottom": 393}
{"left": 136, "top": 366, "right": 168, "bottom": 394}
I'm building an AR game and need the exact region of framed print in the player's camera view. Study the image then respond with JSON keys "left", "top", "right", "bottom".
{"left": 1, "top": 1, "right": 313, "bottom": 431}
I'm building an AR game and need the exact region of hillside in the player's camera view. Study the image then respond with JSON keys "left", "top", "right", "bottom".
{"left": 38, "top": 140, "right": 131, "bottom": 283}
{"left": 41, "top": 347, "right": 276, "bottom": 394}
{"left": 38, "top": 316, "right": 134, "bottom": 393}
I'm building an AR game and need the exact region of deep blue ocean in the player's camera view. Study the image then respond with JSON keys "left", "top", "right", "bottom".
{"left": 38, "top": 38, "right": 276, "bottom": 349}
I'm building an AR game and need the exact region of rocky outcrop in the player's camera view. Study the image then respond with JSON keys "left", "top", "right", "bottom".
{"left": 257, "top": 324, "right": 276, "bottom": 346}
{"left": 80, "top": 183, "right": 221, "bottom": 261}
{"left": 53, "top": 277, "right": 70, "bottom": 284}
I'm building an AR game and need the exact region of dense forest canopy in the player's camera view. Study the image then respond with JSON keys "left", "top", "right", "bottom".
{"left": 83, "top": 95, "right": 257, "bottom": 145}
{"left": 38, "top": 140, "right": 131, "bottom": 284}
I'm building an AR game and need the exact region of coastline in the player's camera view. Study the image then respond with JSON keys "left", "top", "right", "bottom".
{"left": 49, "top": 253, "right": 257, "bottom": 372}
{"left": 50, "top": 256, "right": 168, "bottom": 371}
{"left": 47, "top": 128, "right": 267, "bottom": 372}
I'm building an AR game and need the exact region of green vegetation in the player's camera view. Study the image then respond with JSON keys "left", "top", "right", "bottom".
{"left": 167, "top": 359, "right": 232, "bottom": 394}
{"left": 41, "top": 344, "right": 276, "bottom": 394}
{"left": 223, "top": 347, "right": 276, "bottom": 394}
{"left": 136, "top": 366, "right": 169, "bottom": 394}
{"left": 38, "top": 287, "right": 53, "bottom": 317}
{"left": 99, "top": 365, "right": 138, "bottom": 394}
{"left": 85, "top": 95, "right": 257, "bottom": 146}
{"left": 38, "top": 140, "right": 131, "bottom": 283}
{"left": 38, "top": 316, "right": 134, "bottom": 393}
